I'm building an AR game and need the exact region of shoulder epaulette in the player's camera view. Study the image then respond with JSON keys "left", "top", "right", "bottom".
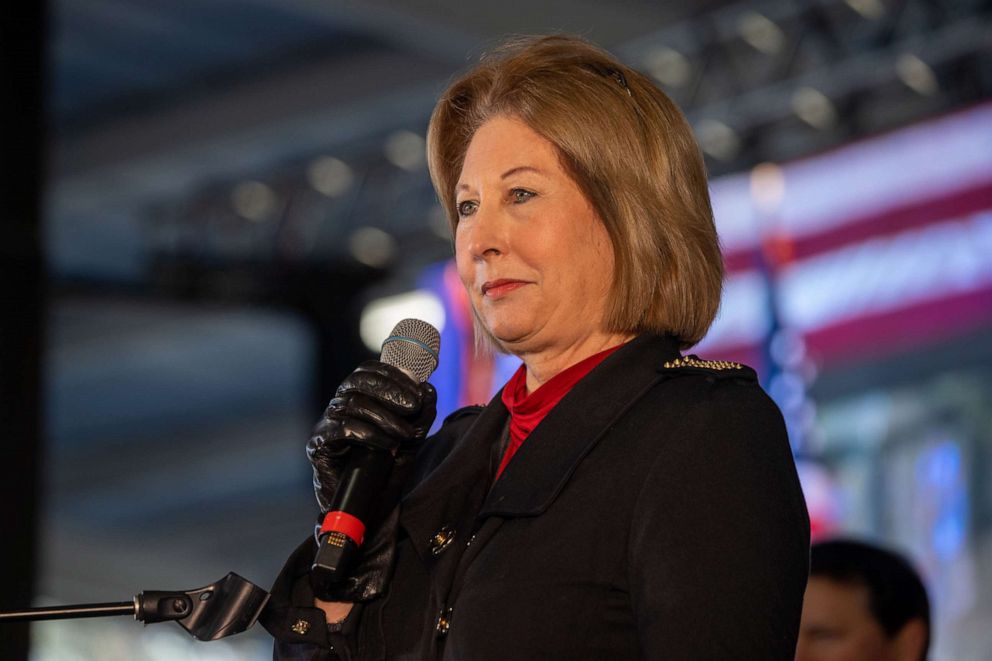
{"left": 663, "top": 356, "right": 743, "bottom": 370}
{"left": 660, "top": 355, "right": 757, "bottom": 381}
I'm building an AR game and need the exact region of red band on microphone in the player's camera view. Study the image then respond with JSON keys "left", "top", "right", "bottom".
{"left": 320, "top": 511, "right": 366, "bottom": 546}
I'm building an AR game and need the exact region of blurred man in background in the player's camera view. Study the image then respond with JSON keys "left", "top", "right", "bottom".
{"left": 796, "top": 538, "right": 930, "bottom": 661}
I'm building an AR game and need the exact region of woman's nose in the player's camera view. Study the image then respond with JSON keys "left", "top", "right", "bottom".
{"left": 462, "top": 204, "right": 508, "bottom": 260}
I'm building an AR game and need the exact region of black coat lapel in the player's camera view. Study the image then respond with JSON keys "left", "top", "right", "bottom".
{"left": 479, "top": 334, "right": 681, "bottom": 518}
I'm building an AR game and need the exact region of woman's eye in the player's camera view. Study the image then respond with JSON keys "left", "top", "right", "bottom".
{"left": 511, "top": 188, "right": 535, "bottom": 204}
{"left": 456, "top": 200, "right": 477, "bottom": 217}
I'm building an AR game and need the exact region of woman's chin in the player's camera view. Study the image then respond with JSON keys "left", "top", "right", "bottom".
{"left": 484, "top": 323, "right": 535, "bottom": 351}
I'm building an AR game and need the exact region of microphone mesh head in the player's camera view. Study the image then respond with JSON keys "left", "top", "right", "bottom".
{"left": 380, "top": 318, "right": 441, "bottom": 383}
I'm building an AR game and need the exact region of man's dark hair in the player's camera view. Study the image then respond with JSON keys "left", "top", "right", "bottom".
{"left": 810, "top": 538, "right": 931, "bottom": 659}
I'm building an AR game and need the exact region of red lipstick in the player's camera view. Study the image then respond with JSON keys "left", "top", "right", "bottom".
{"left": 481, "top": 279, "right": 527, "bottom": 298}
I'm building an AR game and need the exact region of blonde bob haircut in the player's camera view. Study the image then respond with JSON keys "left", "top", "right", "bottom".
{"left": 427, "top": 34, "right": 722, "bottom": 349}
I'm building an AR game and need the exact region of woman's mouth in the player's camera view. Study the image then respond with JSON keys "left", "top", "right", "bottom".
{"left": 482, "top": 279, "right": 528, "bottom": 298}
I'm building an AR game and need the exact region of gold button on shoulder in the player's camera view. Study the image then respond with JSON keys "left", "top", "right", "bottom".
{"left": 291, "top": 618, "right": 310, "bottom": 635}
{"left": 430, "top": 526, "right": 456, "bottom": 555}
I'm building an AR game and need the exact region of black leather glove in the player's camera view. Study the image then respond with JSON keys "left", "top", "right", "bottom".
{"left": 306, "top": 360, "right": 437, "bottom": 602}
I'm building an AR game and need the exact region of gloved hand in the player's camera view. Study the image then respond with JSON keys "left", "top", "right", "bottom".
{"left": 306, "top": 360, "right": 437, "bottom": 602}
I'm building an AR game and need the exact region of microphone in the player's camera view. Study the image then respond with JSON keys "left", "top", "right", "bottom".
{"left": 310, "top": 318, "right": 440, "bottom": 596}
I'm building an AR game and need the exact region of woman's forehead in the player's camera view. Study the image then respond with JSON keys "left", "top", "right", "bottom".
{"left": 457, "top": 116, "right": 559, "bottom": 184}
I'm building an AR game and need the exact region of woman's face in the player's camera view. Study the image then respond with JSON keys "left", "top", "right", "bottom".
{"left": 454, "top": 115, "right": 616, "bottom": 358}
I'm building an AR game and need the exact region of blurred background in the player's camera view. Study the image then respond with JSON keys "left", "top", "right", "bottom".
{"left": 2, "top": 0, "right": 991, "bottom": 658}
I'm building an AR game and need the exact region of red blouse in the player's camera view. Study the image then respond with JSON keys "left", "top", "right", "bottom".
{"left": 495, "top": 343, "right": 624, "bottom": 480}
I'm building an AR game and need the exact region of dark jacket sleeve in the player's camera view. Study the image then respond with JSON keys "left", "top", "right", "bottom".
{"left": 261, "top": 537, "right": 361, "bottom": 661}
{"left": 628, "top": 378, "right": 810, "bottom": 660}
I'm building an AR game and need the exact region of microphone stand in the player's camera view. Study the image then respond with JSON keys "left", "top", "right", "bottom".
{"left": 0, "top": 572, "right": 269, "bottom": 641}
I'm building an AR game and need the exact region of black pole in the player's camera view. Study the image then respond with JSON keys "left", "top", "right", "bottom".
{"left": 0, "top": 603, "right": 135, "bottom": 623}
{"left": 0, "top": 0, "right": 45, "bottom": 659}
{"left": 0, "top": 573, "right": 270, "bottom": 641}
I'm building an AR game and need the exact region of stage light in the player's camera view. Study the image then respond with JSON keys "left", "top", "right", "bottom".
{"left": 791, "top": 87, "right": 837, "bottom": 130}
{"left": 897, "top": 54, "right": 939, "bottom": 96}
{"left": 644, "top": 46, "right": 691, "bottom": 88}
{"left": 384, "top": 130, "right": 426, "bottom": 171}
{"left": 737, "top": 11, "right": 785, "bottom": 55}
{"left": 360, "top": 290, "right": 446, "bottom": 352}
{"left": 231, "top": 181, "right": 277, "bottom": 222}
{"left": 348, "top": 227, "right": 397, "bottom": 268}
{"left": 696, "top": 119, "right": 740, "bottom": 161}
{"left": 845, "top": 0, "right": 885, "bottom": 20}
{"left": 307, "top": 156, "right": 353, "bottom": 197}
{"left": 750, "top": 162, "right": 786, "bottom": 214}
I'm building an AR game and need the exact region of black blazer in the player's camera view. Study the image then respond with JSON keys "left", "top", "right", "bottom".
{"left": 263, "top": 334, "right": 810, "bottom": 660}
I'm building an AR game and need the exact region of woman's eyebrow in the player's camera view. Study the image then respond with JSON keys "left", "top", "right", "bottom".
{"left": 501, "top": 165, "right": 544, "bottom": 179}
{"left": 456, "top": 165, "right": 545, "bottom": 193}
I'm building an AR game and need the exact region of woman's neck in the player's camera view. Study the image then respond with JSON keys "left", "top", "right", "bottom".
{"left": 519, "top": 331, "right": 634, "bottom": 393}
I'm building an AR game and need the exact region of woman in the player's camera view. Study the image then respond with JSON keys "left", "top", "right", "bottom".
{"left": 263, "top": 35, "right": 809, "bottom": 660}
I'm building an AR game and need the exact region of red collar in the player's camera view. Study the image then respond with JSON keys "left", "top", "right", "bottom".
{"left": 495, "top": 343, "right": 624, "bottom": 480}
